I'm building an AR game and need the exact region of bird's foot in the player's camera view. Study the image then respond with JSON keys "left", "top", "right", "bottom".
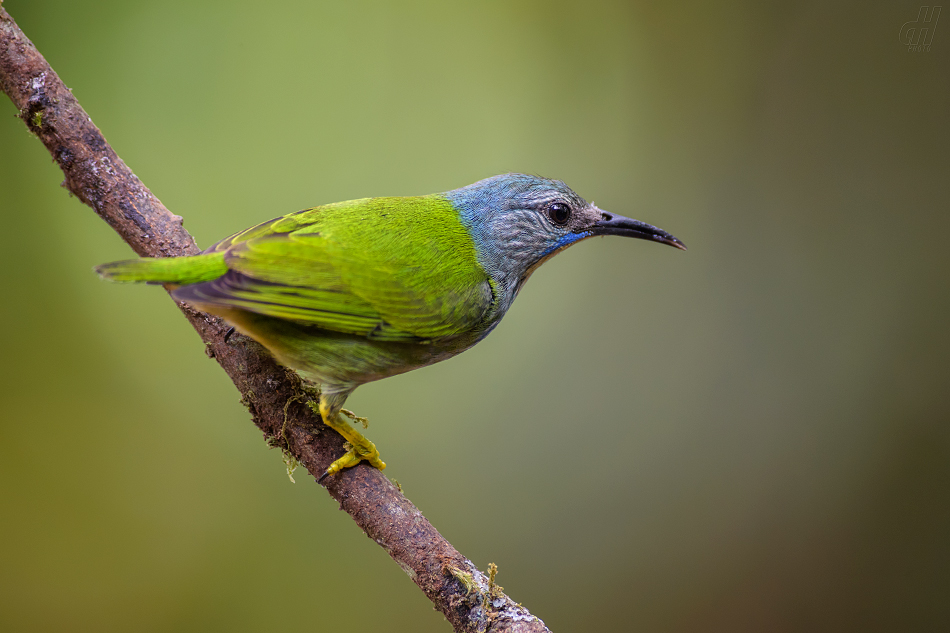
{"left": 321, "top": 438, "right": 386, "bottom": 482}
{"left": 317, "top": 406, "right": 386, "bottom": 483}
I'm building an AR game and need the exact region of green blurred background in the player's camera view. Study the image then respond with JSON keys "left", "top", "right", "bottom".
{"left": 2, "top": 1, "right": 948, "bottom": 631}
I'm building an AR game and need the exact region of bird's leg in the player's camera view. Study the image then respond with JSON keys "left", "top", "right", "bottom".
{"left": 318, "top": 395, "right": 385, "bottom": 481}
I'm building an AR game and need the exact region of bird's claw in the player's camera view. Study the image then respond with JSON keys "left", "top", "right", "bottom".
{"left": 340, "top": 408, "right": 369, "bottom": 429}
{"left": 318, "top": 440, "right": 386, "bottom": 484}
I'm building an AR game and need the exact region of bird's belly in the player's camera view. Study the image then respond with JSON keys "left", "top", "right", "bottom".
{"left": 216, "top": 309, "right": 464, "bottom": 391}
{"left": 283, "top": 332, "right": 457, "bottom": 388}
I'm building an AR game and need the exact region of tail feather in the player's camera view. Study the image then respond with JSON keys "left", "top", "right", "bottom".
{"left": 95, "top": 253, "right": 227, "bottom": 284}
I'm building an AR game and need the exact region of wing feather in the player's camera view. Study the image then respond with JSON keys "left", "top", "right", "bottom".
{"left": 174, "top": 196, "right": 492, "bottom": 342}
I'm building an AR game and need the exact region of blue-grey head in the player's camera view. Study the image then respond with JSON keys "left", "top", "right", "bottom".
{"left": 447, "top": 173, "right": 685, "bottom": 310}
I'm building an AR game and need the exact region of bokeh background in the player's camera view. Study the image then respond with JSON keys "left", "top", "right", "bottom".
{"left": 2, "top": 1, "right": 948, "bottom": 631}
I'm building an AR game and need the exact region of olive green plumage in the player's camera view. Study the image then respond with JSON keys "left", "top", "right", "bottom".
{"left": 96, "top": 174, "right": 685, "bottom": 478}
{"left": 95, "top": 251, "right": 226, "bottom": 284}
{"left": 186, "top": 194, "right": 492, "bottom": 343}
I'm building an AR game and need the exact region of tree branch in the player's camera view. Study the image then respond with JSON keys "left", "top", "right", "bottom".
{"left": 0, "top": 7, "right": 550, "bottom": 632}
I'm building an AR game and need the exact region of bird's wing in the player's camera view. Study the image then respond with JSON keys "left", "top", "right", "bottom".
{"left": 176, "top": 197, "right": 493, "bottom": 342}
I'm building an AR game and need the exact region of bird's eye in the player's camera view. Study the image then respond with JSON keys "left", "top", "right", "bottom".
{"left": 548, "top": 203, "right": 571, "bottom": 225}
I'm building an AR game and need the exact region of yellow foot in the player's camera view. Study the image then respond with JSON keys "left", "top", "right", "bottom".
{"left": 317, "top": 398, "right": 386, "bottom": 482}
{"left": 323, "top": 439, "right": 386, "bottom": 480}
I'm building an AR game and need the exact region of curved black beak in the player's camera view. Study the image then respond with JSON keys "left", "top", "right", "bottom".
{"left": 590, "top": 211, "right": 687, "bottom": 251}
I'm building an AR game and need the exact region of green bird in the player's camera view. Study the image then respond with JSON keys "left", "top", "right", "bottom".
{"left": 96, "top": 174, "right": 685, "bottom": 479}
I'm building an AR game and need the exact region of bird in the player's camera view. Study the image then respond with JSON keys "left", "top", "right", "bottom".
{"left": 96, "top": 174, "right": 685, "bottom": 480}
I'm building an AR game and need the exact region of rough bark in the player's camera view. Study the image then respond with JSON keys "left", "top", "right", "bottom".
{"left": 0, "top": 6, "right": 550, "bottom": 632}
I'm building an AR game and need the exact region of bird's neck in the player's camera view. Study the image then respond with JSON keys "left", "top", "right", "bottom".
{"left": 484, "top": 259, "right": 528, "bottom": 318}
{"left": 445, "top": 190, "right": 543, "bottom": 320}
{"left": 456, "top": 216, "right": 538, "bottom": 318}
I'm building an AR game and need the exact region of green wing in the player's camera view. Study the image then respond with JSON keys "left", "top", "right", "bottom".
{"left": 172, "top": 195, "right": 493, "bottom": 342}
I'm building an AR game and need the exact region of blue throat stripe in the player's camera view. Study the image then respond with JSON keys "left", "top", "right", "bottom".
{"left": 541, "top": 231, "right": 591, "bottom": 257}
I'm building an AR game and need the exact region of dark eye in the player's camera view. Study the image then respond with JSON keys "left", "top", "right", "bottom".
{"left": 548, "top": 202, "right": 571, "bottom": 225}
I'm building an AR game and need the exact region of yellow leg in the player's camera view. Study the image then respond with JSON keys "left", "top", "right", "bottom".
{"left": 318, "top": 397, "right": 385, "bottom": 480}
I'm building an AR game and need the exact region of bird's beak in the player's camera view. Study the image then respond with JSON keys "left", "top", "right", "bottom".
{"left": 589, "top": 210, "right": 687, "bottom": 251}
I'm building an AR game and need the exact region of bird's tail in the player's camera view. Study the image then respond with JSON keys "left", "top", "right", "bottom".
{"left": 94, "top": 252, "right": 227, "bottom": 284}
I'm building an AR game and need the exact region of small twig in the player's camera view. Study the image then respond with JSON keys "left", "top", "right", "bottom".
{"left": 0, "top": 7, "right": 549, "bottom": 633}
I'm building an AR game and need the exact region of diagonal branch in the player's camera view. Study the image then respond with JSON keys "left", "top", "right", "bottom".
{"left": 0, "top": 7, "right": 550, "bottom": 633}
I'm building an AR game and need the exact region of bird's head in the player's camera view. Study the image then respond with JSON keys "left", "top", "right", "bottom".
{"left": 447, "top": 173, "right": 685, "bottom": 306}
